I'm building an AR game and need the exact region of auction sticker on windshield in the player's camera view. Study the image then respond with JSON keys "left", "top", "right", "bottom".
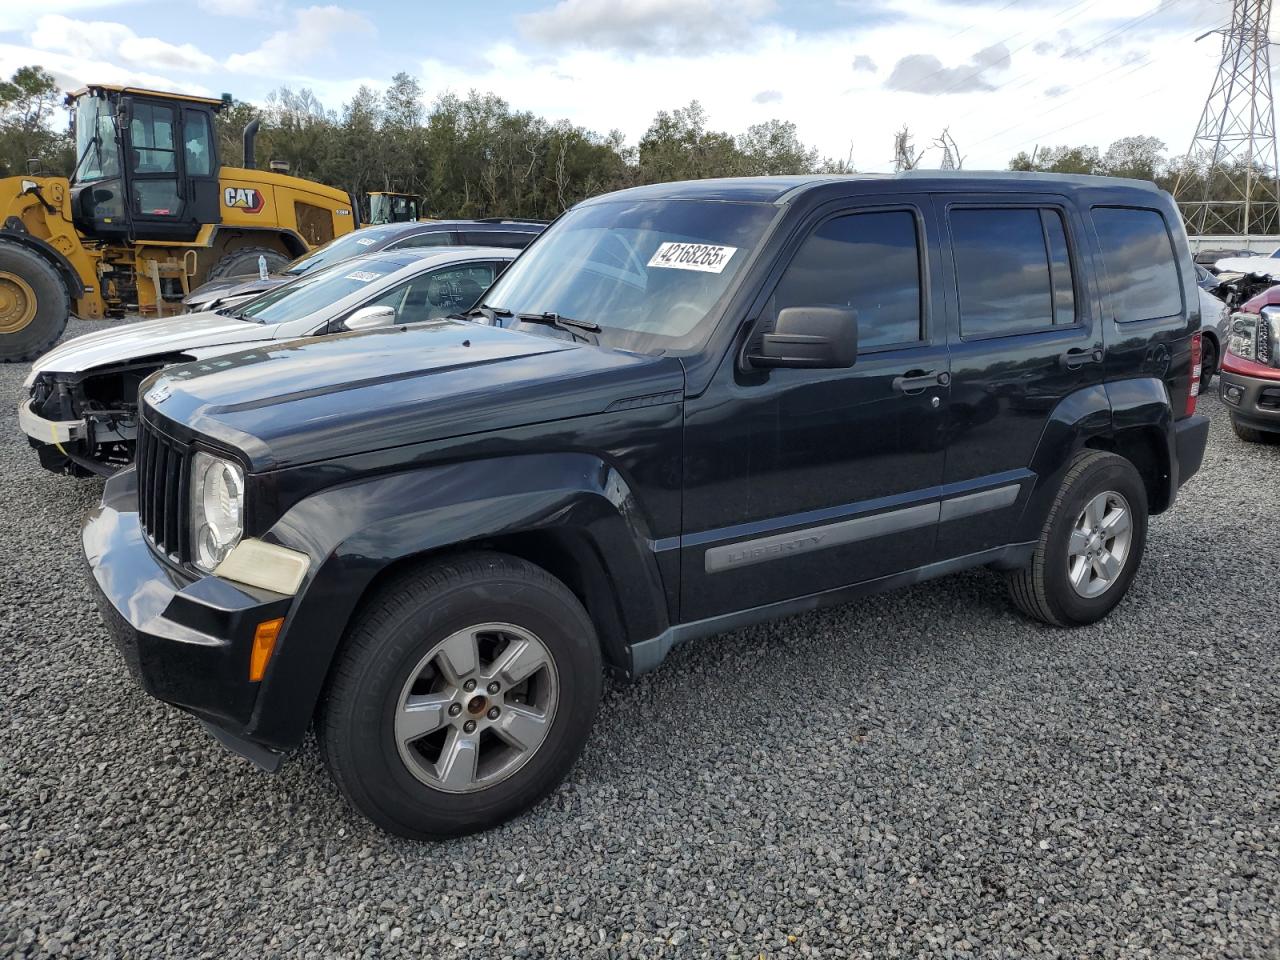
{"left": 648, "top": 242, "right": 737, "bottom": 274}
{"left": 344, "top": 271, "right": 382, "bottom": 282}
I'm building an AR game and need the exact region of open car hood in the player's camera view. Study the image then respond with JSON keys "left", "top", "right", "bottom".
{"left": 29, "top": 312, "right": 276, "bottom": 377}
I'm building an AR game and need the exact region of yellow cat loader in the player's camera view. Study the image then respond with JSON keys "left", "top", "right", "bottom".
{"left": 0, "top": 84, "right": 356, "bottom": 361}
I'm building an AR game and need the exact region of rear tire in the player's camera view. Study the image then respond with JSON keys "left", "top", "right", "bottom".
{"left": 1006, "top": 450, "right": 1148, "bottom": 626}
{"left": 1231, "top": 417, "right": 1278, "bottom": 444}
{"left": 318, "top": 552, "right": 602, "bottom": 839}
{"left": 0, "top": 242, "right": 70, "bottom": 363}
{"left": 205, "top": 246, "right": 289, "bottom": 282}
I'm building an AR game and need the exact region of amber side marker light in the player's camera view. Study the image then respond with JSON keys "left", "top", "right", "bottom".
{"left": 250, "top": 618, "right": 285, "bottom": 682}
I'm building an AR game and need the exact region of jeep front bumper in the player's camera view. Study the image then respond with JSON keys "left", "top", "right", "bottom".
{"left": 83, "top": 466, "right": 294, "bottom": 766}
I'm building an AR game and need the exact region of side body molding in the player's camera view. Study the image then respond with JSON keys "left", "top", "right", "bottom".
{"left": 246, "top": 452, "right": 672, "bottom": 749}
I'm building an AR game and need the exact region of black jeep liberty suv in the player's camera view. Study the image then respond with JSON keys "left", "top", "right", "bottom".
{"left": 84, "top": 173, "right": 1210, "bottom": 838}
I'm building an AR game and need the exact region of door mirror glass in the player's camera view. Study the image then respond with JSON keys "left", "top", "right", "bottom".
{"left": 748, "top": 306, "right": 858, "bottom": 369}
{"left": 343, "top": 305, "right": 398, "bottom": 331}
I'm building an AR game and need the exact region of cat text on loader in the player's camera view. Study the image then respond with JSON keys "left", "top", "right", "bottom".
{"left": 0, "top": 84, "right": 356, "bottom": 361}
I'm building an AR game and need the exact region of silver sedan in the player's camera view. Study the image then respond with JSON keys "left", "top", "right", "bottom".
{"left": 19, "top": 246, "right": 515, "bottom": 476}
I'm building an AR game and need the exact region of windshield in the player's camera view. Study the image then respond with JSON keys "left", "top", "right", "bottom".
{"left": 370, "top": 194, "right": 417, "bottom": 224}
{"left": 283, "top": 224, "right": 406, "bottom": 276}
{"left": 234, "top": 257, "right": 401, "bottom": 325}
{"left": 481, "top": 198, "right": 778, "bottom": 353}
{"left": 72, "top": 95, "right": 120, "bottom": 183}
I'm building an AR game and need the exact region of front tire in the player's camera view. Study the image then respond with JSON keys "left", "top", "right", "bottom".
{"left": 1006, "top": 450, "right": 1148, "bottom": 626}
{"left": 0, "top": 242, "right": 70, "bottom": 362}
{"left": 1231, "top": 417, "right": 1278, "bottom": 444}
{"left": 1200, "top": 334, "right": 1219, "bottom": 388}
{"left": 318, "top": 552, "right": 602, "bottom": 839}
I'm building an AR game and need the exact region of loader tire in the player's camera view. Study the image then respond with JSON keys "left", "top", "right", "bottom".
{"left": 206, "top": 246, "right": 290, "bottom": 282}
{"left": 0, "top": 242, "right": 70, "bottom": 363}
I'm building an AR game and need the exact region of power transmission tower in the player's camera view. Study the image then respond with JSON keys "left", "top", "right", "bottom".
{"left": 1175, "top": 0, "right": 1280, "bottom": 237}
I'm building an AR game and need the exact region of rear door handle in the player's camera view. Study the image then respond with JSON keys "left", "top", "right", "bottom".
{"left": 892, "top": 369, "right": 950, "bottom": 394}
{"left": 1060, "top": 347, "right": 1104, "bottom": 370}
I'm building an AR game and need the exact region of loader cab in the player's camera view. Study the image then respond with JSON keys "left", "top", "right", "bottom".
{"left": 68, "top": 86, "right": 222, "bottom": 243}
{"left": 367, "top": 192, "right": 422, "bottom": 224}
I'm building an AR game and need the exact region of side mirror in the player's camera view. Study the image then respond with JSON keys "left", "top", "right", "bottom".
{"left": 748, "top": 306, "right": 858, "bottom": 369}
{"left": 343, "top": 305, "right": 397, "bottom": 331}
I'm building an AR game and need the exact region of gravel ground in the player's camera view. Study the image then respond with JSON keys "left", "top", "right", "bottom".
{"left": 2, "top": 316, "right": 1279, "bottom": 959}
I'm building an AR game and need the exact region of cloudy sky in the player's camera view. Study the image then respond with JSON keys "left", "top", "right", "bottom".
{"left": 0, "top": 0, "right": 1239, "bottom": 169}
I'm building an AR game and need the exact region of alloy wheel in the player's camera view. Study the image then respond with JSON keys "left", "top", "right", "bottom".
{"left": 1066, "top": 491, "right": 1133, "bottom": 599}
{"left": 394, "top": 622, "right": 559, "bottom": 793}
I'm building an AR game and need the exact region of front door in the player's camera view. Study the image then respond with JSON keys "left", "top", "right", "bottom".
{"left": 123, "top": 100, "right": 218, "bottom": 242}
{"left": 680, "top": 197, "right": 951, "bottom": 622}
{"left": 931, "top": 194, "right": 1106, "bottom": 559}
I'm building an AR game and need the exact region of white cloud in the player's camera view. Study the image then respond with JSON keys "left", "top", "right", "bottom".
{"left": 0, "top": 0, "right": 129, "bottom": 33}
{"left": 197, "top": 0, "right": 284, "bottom": 17}
{"left": 29, "top": 15, "right": 219, "bottom": 73}
{"left": 420, "top": 0, "right": 1219, "bottom": 171}
{"left": 520, "top": 0, "right": 776, "bottom": 55}
{"left": 225, "top": 5, "right": 375, "bottom": 75}
{"left": 0, "top": 42, "right": 213, "bottom": 98}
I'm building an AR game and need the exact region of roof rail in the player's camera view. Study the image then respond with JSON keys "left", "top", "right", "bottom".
{"left": 472, "top": 218, "right": 550, "bottom": 225}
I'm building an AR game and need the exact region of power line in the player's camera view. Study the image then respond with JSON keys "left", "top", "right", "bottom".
{"left": 948, "top": 0, "right": 1028, "bottom": 42}
{"left": 889, "top": 0, "right": 1101, "bottom": 97}
{"left": 933, "top": 0, "right": 1187, "bottom": 102}
{"left": 964, "top": 15, "right": 1215, "bottom": 154}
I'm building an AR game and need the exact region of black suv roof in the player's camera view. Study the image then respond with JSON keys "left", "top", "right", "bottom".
{"left": 584, "top": 171, "right": 1165, "bottom": 206}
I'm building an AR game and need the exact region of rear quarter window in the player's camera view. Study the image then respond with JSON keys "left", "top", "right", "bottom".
{"left": 461, "top": 230, "right": 539, "bottom": 248}
{"left": 1090, "top": 206, "right": 1183, "bottom": 322}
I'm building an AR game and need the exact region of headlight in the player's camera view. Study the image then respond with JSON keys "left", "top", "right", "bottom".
{"left": 1228, "top": 310, "right": 1280, "bottom": 365}
{"left": 1227, "top": 313, "right": 1262, "bottom": 361}
{"left": 190, "top": 450, "right": 244, "bottom": 572}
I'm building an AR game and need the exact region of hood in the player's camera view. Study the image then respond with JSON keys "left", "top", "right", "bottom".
{"left": 145, "top": 319, "right": 685, "bottom": 471}
{"left": 183, "top": 275, "right": 288, "bottom": 309}
{"left": 30, "top": 311, "right": 276, "bottom": 378}
{"left": 1214, "top": 256, "right": 1280, "bottom": 279}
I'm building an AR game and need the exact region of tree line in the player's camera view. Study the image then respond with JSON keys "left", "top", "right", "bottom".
{"left": 0, "top": 64, "right": 1273, "bottom": 231}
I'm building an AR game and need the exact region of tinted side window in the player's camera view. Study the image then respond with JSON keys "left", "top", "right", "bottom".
{"left": 773, "top": 210, "right": 922, "bottom": 351}
{"left": 461, "top": 230, "right": 538, "bottom": 248}
{"left": 1091, "top": 207, "right": 1182, "bottom": 322}
{"left": 391, "top": 231, "right": 454, "bottom": 249}
{"left": 952, "top": 208, "right": 1077, "bottom": 338}
{"left": 182, "top": 110, "right": 213, "bottom": 177}
{"left": 130, "top": 103, "right": 176, "bottom": 173}
{"left": 365, "top": 264, "right": 497, "bottom": 324}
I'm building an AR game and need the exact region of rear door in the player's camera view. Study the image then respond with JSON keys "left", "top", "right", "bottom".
{"left": 932, "top": 194, "right": 1106, "bottom": 559}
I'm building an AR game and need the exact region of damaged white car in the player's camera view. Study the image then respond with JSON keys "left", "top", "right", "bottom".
{"left": 18, "top": 246, "right": 513, "bottom": 475}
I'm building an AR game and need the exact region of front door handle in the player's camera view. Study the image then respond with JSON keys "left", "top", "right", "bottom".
{"left": 1060, "top": 347, "right": 1104, "bottom": 370}
{"left": 892, "top": 369, "right": 950, "bottom": 394}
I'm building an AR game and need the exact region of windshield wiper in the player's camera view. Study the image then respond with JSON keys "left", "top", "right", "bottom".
{"left": 465, "top": 302, "right": 514, "bottom": 324}
{"left": 516, "top": 311, "right": 600, "bottom": 343}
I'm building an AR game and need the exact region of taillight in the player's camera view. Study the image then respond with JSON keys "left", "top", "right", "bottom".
{"left": 1187, "top": 331, "right": 1202, "bottom": 417}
